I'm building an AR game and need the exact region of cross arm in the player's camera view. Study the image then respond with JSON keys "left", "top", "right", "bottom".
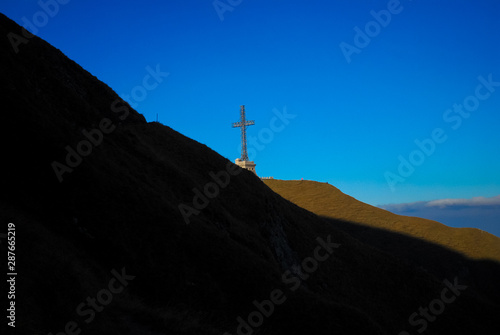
{"left": 232, "top": 120, "right": 255, "bottom": 128}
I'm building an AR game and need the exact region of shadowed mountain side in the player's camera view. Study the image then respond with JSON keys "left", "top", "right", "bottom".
{"left": 0, "top": 12, "right": 146, "bottom": 222}
{"left": 320, "top": 217, "right": 500, "bottom": 305}
{"left": 263, "top": 180, "right": 500, "bottom": 263}
{"left": 263, "top": 179, "right": 500, "bottom": 311}
{"left": 1, "top": 13, "right": 499, "bottom": 335}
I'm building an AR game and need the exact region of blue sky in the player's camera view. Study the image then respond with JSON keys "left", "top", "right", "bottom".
{"left": 3, "top": 0, "right": 500, "bottom": 235}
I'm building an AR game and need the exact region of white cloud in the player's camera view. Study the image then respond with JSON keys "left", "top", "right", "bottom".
{"left": 378, "top": 195, "right": 500, "bottom": 237}
{"left": 426, "top": 195, "right": 500, "bottom": 208}
{"left": 379, "top": 201, "right": 426, "bottom": 213}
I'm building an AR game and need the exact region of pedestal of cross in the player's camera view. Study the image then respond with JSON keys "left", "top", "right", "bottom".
{"left": 232, "top": 105, "right": 257, "bottom": 175}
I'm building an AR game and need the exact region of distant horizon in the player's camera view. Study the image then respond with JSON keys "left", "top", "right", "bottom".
{"left": 378, "top": 194, "right": 500, "bottom": 238}
{"left": 2, "top": 0, "right": 499, "bottom": 235}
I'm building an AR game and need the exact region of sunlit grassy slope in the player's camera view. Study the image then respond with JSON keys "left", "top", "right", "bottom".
{"left": 264, "top": 180, "right": 500, "bottom": 263}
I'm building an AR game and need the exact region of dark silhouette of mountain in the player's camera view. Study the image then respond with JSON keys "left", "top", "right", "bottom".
{"left": 1, "top": 13, "right": 499, "bottom": 335}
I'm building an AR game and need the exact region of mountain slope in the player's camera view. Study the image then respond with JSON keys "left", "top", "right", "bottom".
{"left": 262, "top": 180, "right": 500, "bottom": 263}
{"left": 1, "top": 13, "right": 499, "bottom": 335}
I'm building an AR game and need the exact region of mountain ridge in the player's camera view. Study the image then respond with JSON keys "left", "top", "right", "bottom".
{"left": 263, "top": 179, "right": 500, "bottom": 263}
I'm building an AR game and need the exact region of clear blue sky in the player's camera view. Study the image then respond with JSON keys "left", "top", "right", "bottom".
{"left": 3, "top": 1, "right": 500, "bottom": 216}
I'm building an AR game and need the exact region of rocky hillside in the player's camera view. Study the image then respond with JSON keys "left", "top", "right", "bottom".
{"left": 1, "top": 13, "right": 499, "bottom": 335}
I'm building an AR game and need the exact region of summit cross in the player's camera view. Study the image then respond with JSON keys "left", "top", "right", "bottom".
{"left": 232, "top": 105, "right": 255, "bottom": 161}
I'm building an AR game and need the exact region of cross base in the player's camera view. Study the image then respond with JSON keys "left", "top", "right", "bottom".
{"left": 235, "top": 159, "right": 257, "bottom": 175}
